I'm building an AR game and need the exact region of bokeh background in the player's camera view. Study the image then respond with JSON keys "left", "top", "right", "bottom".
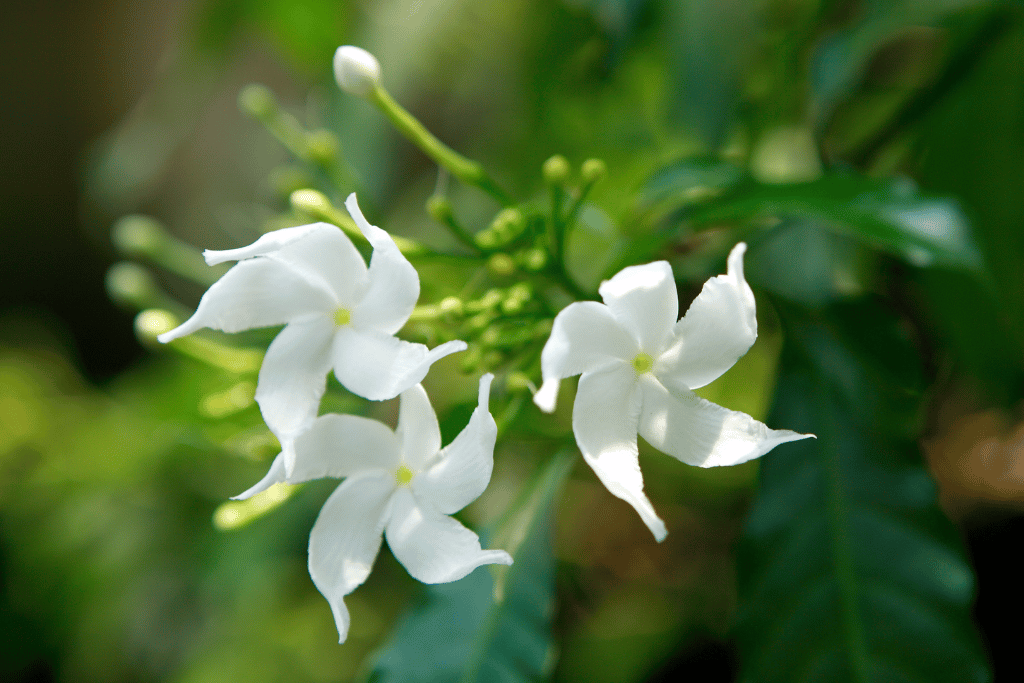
{"left": 3, "top": 1, "right": 1024, "bottom": 681}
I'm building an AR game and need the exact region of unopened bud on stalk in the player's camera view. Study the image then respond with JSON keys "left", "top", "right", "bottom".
{"left": 487, "top": 253, "right": 516, "bottom": 276}
{"left": 426, "top": 195, "right": 453, "bottom": 223}
{"left": 238, "top": 84, "right": 278, "bottom": 120}
{"left": 106, "top": 262, "right": 159, "bottom": 309}
{"left": 135, "top": 309, "right": 179, "bottom": 345}
{"left": 290, "top": 189, "right": 333, "bottom": 216}
{"left": 519, "top": 247, "right": 547, "bottom": 271}
{"left": 305, "top": 129, "right": 340, "bottom": 164}
{"left": 112, "top": 215, "right": 164, "bottom": 256}
{"left": 542, "top": 155, "right": 570, "bottom": 185}
{"left": 438, "top": 296, "right": 464, "bottom": 315}
{"left": 333, "top": 46, "right": 381, "bottom": 96}
{"left": 581, "top": 158, "right": 607, "bottom": 184}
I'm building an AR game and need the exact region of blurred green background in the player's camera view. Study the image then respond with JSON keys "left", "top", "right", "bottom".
{"left": 3, "top": 1, "right": 1024, "bottom": 681}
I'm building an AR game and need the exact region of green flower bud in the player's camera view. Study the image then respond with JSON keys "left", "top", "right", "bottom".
{"left": 238, "top": 84, "right": 277, "bottom": 120}
{"left": 135, "top": 309, "right": 178, "bottom": 345}
{"left": 289, "top": 189, "right": 332, "bottom": 216}
{"left": 105, "top": 262, "right": 158, "bottom": 309}
{"left": 519, "top": 247, "right": 547, "bottom": 271}
{"left": 438, "top": 296, "right": 464, "bottom": 315}
{"left": 542, "top": 154, "right": 570, "bottom": 185}
{"left": 581, "top": 158, "right": 607, "bottom": 184}
{"left": 305, "top": 129, "right": 340, "bottom": 164}
{"left": 487, "top": 253, "right": 516, "bottom": 276}
{"left": 426, "top": 195, "right": 453, "bottom": 223}
{"left": 112, "top": 215, "right": 164, "bottom": 256}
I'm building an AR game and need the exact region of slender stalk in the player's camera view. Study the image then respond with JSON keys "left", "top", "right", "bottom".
{"left": 368, "top": 86, "right": 513, "bottom": 206}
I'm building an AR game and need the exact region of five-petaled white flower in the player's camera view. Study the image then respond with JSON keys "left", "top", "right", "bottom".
{"left": 534, "top": 243, "right": 813, "bottom": 541}
{"left": 236, "top": 374, "right": 512, "bottom": 642}
{"left": 158, "top": 193, "right": 466, "bottom": 452}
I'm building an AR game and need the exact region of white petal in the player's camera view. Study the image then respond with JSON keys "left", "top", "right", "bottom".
{"left": 157, "top": 257, "right": 336, "bottom": 342}
{"left": 255, "top": 316, "right": 335, "bottom": 441}
{"left": 232, "top": 452, "right": 287, "bottom": 500}
{"left": 656, "top": 243, "right": 757, "bottom": 390}
{"left": 414, "top": 374, "right": 497, "bottom": 514}
{"left": 598, "top": 261, "right": 678, "bottom": 354}
{"left": 574, "top": 365, "right": 667, "bottom": 541}
{"left": 535, "top": 301, "right": 638, "bottom": 413}
{"left": 385, "top": 488, "right": 512, "bottom": 584}
{"left": 204, "top": 223, "right": 328, "bottom": 264}
{"left": 206, "top": 223, "right": 370, "bottom": 307}
{"left": 291, "top": 413, "right": 402, "bottom": 480}
{"left": 332, "top": 327, "right": 466, "bottom": 401}
{"left": 638, "top": 376, "right": 813, "bottom": 468}
{"left": 346, "top": 194, "right": 419, "bottom": 334}
{"left": 395, "top": 384, "right": 442, "bottom": 471}
{"left": 308, "top": 471, "right": 395, "bottom": 642}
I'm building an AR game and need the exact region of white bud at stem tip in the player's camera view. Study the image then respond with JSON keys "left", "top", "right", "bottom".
{"left": 333, "top": 46, "right": 381, "bottom": 96}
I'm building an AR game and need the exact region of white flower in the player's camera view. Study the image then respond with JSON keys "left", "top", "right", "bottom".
{"left": 534, "top": 244, "right": 813, "bottom": 541}
{"left": 333, "top": 46, "right": 381, "bottom": 96}
{"left": 236, "top": 374, "right": 512, "bottom": 643}
{"left": 158, "top": 193, "right": 466, "bottom": 451}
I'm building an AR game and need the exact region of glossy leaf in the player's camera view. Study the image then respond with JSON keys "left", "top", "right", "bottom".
{"left": 361, "top": 450, "right": 574, "bottom": 683}
{"left": 689, "top": 174, "right": 984, "bottom": 273}
{"left": 735, "top": 301, "right": 990, "bottom": 683}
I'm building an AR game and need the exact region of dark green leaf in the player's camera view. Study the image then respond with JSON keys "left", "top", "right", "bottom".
{"left": 663, "top": 1, "right": 760, "bottom": 147}
{"left": 642, "top": 156, "right": 746, "bottom": 207}
{"left": 810, "top": 0, "right": 993, "bottom": 121}
{"left": 735, "top": 301, "right": 990, "bottom": 683}
{"left": 690, "top": 174, "right": 985, "bottom": 273}
{"left": 362, "top": 450, "right": 574, "bottom": 683}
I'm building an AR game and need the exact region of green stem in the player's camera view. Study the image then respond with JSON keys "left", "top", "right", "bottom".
{"left": 368, "top": 86, "right": 512, "bottom": 206}
{"left": 547, "top": 184, "right": 565, "bottom": 268}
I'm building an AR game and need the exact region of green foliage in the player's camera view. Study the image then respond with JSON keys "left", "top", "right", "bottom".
{"left": 736, "top": 302, "right": 990, "bottom": 683}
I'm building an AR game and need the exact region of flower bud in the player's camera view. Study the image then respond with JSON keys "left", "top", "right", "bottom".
{"left": 490, "top": 207, "right": 526, "bottom": 241}
{"left": 581, "top": 158, "right": 607, "bottom": 184}
{"left": 106, "top": 262, "right": 159, "bottom": 309}
{"left": 238, "top": 84, "right": 277, "bottom": 120}
{"left": 333, "top": 46, "right": 382, "bottom": 96}
{"left": 542, "top": 155, "right": 570, "bottom": 185}
{"left": 290, "top": 189, "right": 332, "bottom": 216}
{"left": 487, "top": 253, "right": 516, "bottom": 277}
{"left": 112, "top": 215, "right": 164, "bottom": 256}
{"left": 305, "top": 129, "right": 339, "bottom": 164}
{"left": 438, "top": 296, "right": 464, "bottom": 315}
{"left": 135, "top": 309, "right": 179, "bottom": 345}
{"left": 425, "top": 195, "right": 453, "bottom": 223}
{"left": 519, "top": 247, "right": 547, "bottom": 271}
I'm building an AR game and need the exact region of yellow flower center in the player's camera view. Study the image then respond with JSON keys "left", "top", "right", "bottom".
{"left": 395, "top": 464, "right": 414, "bottom": 486}
{"left": 632, "top": 352, "right": 654, "bottom": 374}
{"left": 333, "top": 308, "right": 352, "bottom": 326}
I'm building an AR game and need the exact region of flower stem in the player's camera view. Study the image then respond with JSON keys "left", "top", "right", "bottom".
{"left": 368, "top": 86, "right": 512, "bottom": 206}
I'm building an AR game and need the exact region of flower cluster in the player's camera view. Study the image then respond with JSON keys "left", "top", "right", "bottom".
{"left": 159, "top": 46, "right": 811, "bottom": 645}
{"left": 161, "top": 193, "right": 509, "bottom": 641}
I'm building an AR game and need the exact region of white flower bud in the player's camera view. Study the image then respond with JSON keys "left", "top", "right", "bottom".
{"left": 333, "top": 46, "right": 381, "bottom": 96}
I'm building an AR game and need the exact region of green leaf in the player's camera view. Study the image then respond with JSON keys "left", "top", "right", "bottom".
{"left": 735, "top": 301, "right": 990, "bottom": 683}
{"left": 690, "top": 174, "right": 985, "bottom": 273}
{"left": 362, "top": 450, "right": 574, "bottom": 683}
{"left": 811, "top": 0, "right": 993, "bottom": 121}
